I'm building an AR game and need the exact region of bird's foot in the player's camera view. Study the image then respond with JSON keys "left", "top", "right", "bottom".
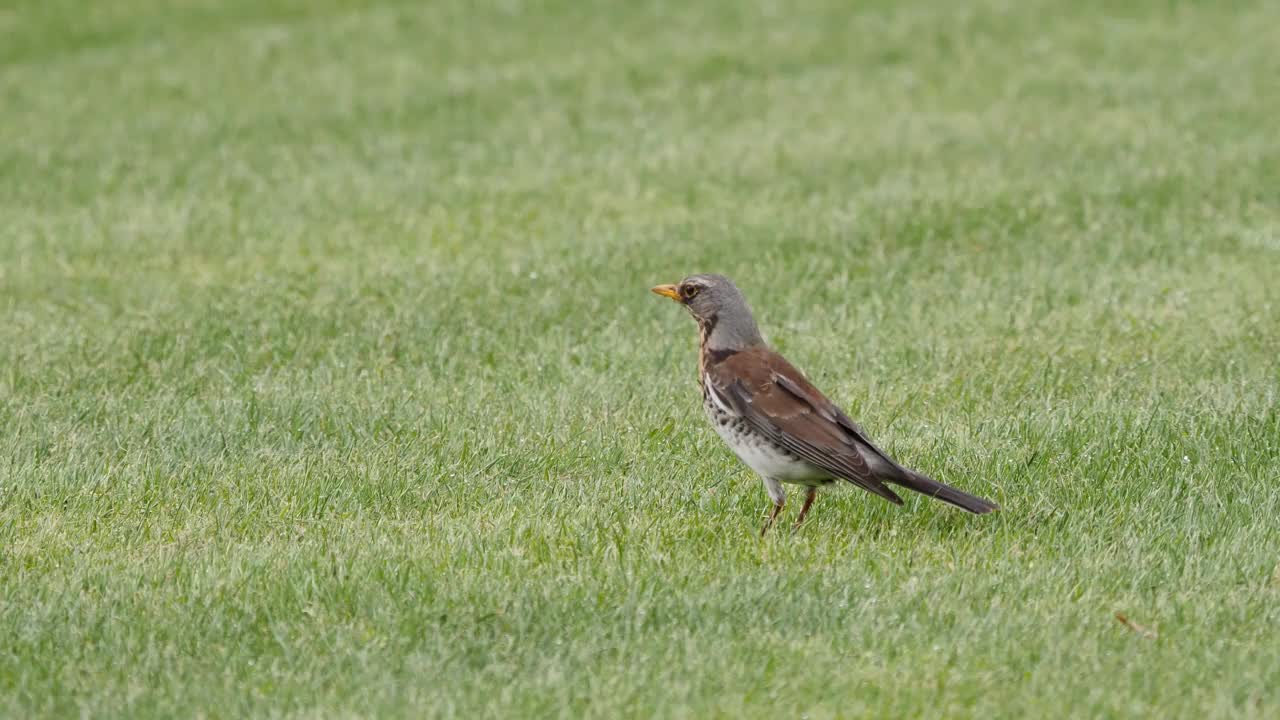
{"left": 760, "top": 500, "right": 785, "bottom": 537}
{"left": 791, "top": 488, "right": 818, "bottom": 532}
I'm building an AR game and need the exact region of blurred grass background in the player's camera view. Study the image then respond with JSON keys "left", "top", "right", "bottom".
{"left": 2, "top": 0, "right": 1278, "bottom": 717}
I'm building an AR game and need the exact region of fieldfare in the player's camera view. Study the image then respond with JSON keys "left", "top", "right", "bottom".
{"left": 652, "top": 274, "right": 998, "bottom": 536}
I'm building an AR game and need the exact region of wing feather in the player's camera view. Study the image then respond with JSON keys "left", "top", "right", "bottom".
{"left": 708, "top": 372, "right": 903, "bottom": 505}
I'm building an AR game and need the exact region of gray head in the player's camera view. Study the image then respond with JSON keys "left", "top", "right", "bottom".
{"left": 650, "top": 273, "right": 764, "bottom": 351}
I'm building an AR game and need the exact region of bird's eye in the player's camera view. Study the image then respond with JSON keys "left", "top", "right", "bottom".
{"left": 683, "top": 285, "right": 700, "bottom": 299}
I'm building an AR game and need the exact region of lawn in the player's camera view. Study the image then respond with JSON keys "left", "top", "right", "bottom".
{"left": 2, "top": 0, "right": 1279, "bottom": 717}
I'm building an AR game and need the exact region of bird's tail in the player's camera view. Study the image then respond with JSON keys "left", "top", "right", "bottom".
{"left": 889, "top": 471, "right": 998, "bottom": 514}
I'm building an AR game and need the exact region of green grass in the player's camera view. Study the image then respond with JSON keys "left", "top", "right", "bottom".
{"left": 3, "top": 0, "right": 1279, "bottom": 716}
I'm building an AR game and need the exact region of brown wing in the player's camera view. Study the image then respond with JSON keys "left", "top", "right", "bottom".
{"left": 706, "top": 347, "right": 904, "bottom": 505}
{"left": 709, "top": 347, "right": 999, "bottom": 514}
{"left": 770, "top": 370, "right": 916, "bottom": 477}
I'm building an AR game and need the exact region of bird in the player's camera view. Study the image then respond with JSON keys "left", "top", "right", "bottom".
{"left": 651, "top": 273, "right": 997, "bottom": 536}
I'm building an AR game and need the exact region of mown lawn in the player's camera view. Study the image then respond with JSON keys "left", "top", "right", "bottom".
{"left": 2, "top": 0, "right": 1278, "bottom": 717}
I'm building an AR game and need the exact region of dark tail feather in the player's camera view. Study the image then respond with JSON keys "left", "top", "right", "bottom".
{"left": 889, "top": 471, "right": 998, "bottom": 514}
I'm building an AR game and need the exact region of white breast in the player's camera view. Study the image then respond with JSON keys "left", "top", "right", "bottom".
{"left": 703, "top": 375, "right": 827, "bottom": 484}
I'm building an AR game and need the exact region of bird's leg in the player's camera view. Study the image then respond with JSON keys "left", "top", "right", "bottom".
{"left": 761, "top": 499, "right": 785, "bottom": 537}
{"left": 793, "top": 488, "right": 818, "bottom": 531}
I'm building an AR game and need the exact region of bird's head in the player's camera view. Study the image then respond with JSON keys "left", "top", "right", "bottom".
{"left": 651, "top": 274, "right": 763, "bottom": 351}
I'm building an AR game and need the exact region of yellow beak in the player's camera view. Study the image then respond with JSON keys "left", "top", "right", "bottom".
{"left": 650, "top": 284, "right": 682, "bottom": 302}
